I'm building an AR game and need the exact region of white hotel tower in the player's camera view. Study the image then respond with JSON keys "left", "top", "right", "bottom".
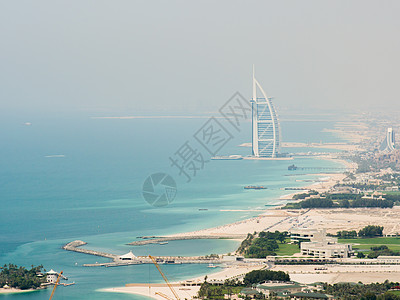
{"left": 251, "top": 67, "right": 281, "bottom": 158}
{"left": 380, "top": 127, "right": 396, "bottom": 152}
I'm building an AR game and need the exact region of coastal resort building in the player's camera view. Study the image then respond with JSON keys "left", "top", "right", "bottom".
{"left": 46, "top": 269, "right": 59, "bottom": 284}
{"left": 291, "top": 229, "right": 354, "bottom": 258}
{"left": 377, "top": 256, "right": 400, "bottom": 264}
{"left": 361, "top": 191, "right": 386, "bottom": 200}
{"left": 254, "top": 282, "right": 331, "bottom": 299}
{"left": 251, "top": 66, "right": 281, "bottom": 158}
{"left": 239, "top": 288, "right": 262, "bottom": 299}
{"left": 290, "top": 229, "right": 321, "bottom": 243}
{"left": 119, "top": 251, "right": 137, "bottom": 261}
{"left": 256, "top": 282, "right": 303, "bottom": 297}
{"left": 380, "top": 127, "right": 396, "bottom": 152}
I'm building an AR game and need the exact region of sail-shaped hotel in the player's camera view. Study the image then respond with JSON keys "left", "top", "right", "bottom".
{"left": 251, "top": 68, "right": 281, "bottom": 158}
{"left": 380, "top": 127, "right": 396, "bottom": 152}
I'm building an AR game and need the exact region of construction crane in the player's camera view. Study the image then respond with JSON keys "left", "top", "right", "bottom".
{"left": 155, "top": 291, "right": 175, "bottom": 300}
{"left": 49, "top": 271, "right": 63, "bottom": 300}
{"left": 148, "top": 255, "right": 180, "bottom": 300}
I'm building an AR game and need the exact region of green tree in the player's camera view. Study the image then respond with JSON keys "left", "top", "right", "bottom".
{"left": 362, "top": 292, "right": 377, "bottom": 300}
{"left": 357, "top": 252, "right": 366, "bottom": 258}
{"left": 243, "top": 270, "right": 290, "bottom": 286}
{"left": 0, "top": 264, "right": 45, "bottom": 290}
{"left": 359, "top": 225, "right": 384, "bottom": 238}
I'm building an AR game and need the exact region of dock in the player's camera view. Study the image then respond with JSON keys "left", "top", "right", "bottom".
{"left": 62, "top": 240, "right": 231, "bottom": 267}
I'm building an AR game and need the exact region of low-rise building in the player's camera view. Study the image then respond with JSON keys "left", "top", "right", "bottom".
{"left": 239, "top": 288, "right": 260, "bottom": 298}
{"left": 256, "top": 282, "right": 303, "bottom": 296}
{"left": 362, "top": 191, "right": 386, "bottom": 200}
{"left": 292, "top": 229, "right": 354, "bottom": 259}
{"left": 290, "top": 229, "right": 320, "bottom": 243}
{"left": 377, "top": 256, "right": 400, "bottom": 264}
{"left": 46, "top": 269, "right": 58, "bottom": 284}
{"left": 119, "top": 251, "right": 137, "bottom": 261}
{"left": 385, "top": 186, "right": 399, "bottom": 191}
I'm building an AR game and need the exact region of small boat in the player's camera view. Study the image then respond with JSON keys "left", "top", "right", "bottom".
{"left": 198, "top": 208, "right": 208, "bottom": 211}
{"left": 159, "top": 242, "right": 168, "bottom": 245}
{"left": 244, "top": 186, "right": 267, "bottom": 190}
{"left": 207, "top": 264, "right": 218, "bottom": 268}
{"left": 165, "top": 260, "right": 176, "bottom": 264}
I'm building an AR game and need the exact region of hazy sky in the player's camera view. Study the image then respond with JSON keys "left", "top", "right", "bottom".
{"left": 1, "top": 1, "right": 399, "bottom": 115}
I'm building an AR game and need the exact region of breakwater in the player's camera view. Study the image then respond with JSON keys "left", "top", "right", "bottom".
{"left": 128, "top": 234, "right": 247, "bottom": 246}
{"left": 63, "top": 240, "right": 118, "bottom": 260}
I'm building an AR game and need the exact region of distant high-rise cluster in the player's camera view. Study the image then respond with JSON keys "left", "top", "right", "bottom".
{"left": 251, "top": 67, "right": 281, "bottom": 158}
{"left": 380, "top": 127, "right": 396, "bottom": 152}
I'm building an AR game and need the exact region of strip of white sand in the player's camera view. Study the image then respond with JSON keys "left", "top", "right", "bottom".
{"left": 0, "top": 288, "right": 38, "bottom": 294}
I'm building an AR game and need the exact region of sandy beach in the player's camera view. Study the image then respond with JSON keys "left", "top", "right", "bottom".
{"left": 167, "top": 159, "right": 355, "bottom": 240}
{"left": 102, "top": 265, "right": 265, "bottom": 300}
{"left": 105, "top": 201, "right": 400, "bottom": 299}
{"left": 168, "top": 205, "right": 400, "bottom": 241}
{"left": 275, "top": 264, "right": 400, "bottom": 284}
{"left": 104, "top": 154, "right": 400, "bottom": 299}
{"left": 102, "top": 285, "right": 201, "bottom": 300}
{"left": 0, "top": 288, "right": 39, "bottom": 294}
{"left": 104, "top": 170, "right": 346, "bottom": 299}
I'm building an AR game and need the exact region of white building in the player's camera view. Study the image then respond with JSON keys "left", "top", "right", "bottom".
{"left": 380, "top": 127, "right": 396, "bottom": 152}
{"left": 377, "top": 256, "right": 400, "bottom": 264}
{"left": 256, "top": 282, "right": 303, "bottom": 296}
{"left": 46, "top": 269, "right": 58, "bottom": 284}
{"left": 251, "top": 66, "right": 281, "bottom": 158}
{"left": 119, "top": 251, "right": 137, "bottom": 261}
{"left": 291, "top": 229, "right": 354, "bottom": 259}
{"left": 290, "top": 229, "right": 321, "bottom": 243}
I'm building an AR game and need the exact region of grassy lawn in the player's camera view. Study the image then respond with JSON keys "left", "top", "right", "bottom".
{"left": 388, "top": 290, "right": 400, "bottom": 296}
{"left": 338, "top": 237, "right": 400, "bottom": 245}
{"left": 381, "top": 191, "right": 400, "bottom": 195}
{"left": 205, "top": 285, "right": 243, "bottom": 297}
{"left": 276, "top": 242, "right": 300, "bottom": 256}
{"left": 338, "top": 237, "right": 400, "bottom": 252}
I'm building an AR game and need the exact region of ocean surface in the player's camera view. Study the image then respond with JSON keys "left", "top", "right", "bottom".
{"left": 0, "top": 112, "right": 345, "bottom": 299}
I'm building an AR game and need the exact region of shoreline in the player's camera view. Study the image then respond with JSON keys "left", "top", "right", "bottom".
{"left": 104, "top": 155, "right": 355, "bottom": 299}
{"left": 0, "top": 288, "right": 42, "bottom": 294}
{"left": 165, "top": 157, "right": 354, "bottom": 239}
{"left": 101, "top": 265, "right": 265, "bottom": 300}
{"left": 104, "top": 202, "right": 400, "bottom": 299}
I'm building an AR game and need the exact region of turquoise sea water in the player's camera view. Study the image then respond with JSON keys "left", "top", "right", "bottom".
{"left": 0, "top": 113, "right": 345, "bottom": 299}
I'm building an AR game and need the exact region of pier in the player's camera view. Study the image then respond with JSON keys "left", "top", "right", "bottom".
{"left": 62, "top": 237, "right": 245, "bottom": 267}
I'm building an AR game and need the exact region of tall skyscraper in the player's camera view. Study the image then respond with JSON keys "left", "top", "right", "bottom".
{"left": 380, "top": 127, "right": 396, "bottom": 152}
{"left": 251, "top": 67, "right": 281, "bottom": 158}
